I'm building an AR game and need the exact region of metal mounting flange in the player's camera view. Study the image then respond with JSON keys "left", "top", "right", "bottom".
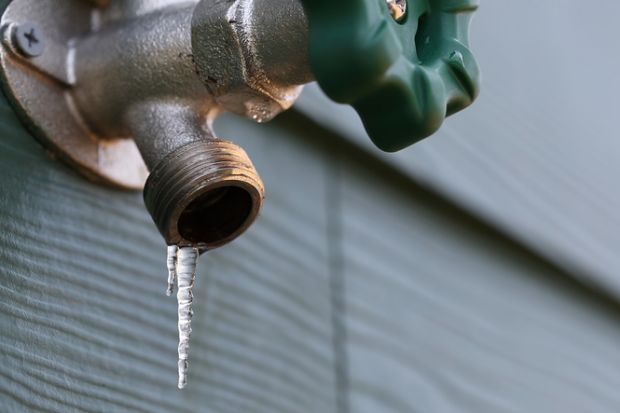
{"left": 0, "top": 0, "right": 148, "bottom": 189}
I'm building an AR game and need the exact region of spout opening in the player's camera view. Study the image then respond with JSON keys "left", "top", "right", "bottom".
{"left": 177, "top": 185, "right": 253, "bottom": 244}
{"left": 143, "top": 140, "right": 265, "bottom": 250}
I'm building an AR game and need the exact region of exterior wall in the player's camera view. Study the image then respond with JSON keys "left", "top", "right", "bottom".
{"left": 338, "top": 155, "right": 620, "bottom": 413}
{"left": 2, "top": 92, "right": 620, "bottom": 412}
{"left": 0, "top": 100, "right": 337, "bottom": 412}
{"left": 296, "top": 0, "right": 620, "bottom": 297}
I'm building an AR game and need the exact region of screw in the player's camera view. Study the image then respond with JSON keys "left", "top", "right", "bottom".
{"left": 11, "top": 22, "right": 45, "bottom": 58}
{"left": 386, "top": 0, "right": 407, "bottom": 23}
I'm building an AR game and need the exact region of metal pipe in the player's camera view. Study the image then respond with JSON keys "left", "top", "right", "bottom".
{"left": 231, "top": 0, "right": 313, "bottom": 85}
{"left": 127, "top": 101, "right": 264, "bottom": 249}
{"left": 191, "top": 0, "right": 313, "bottom": 119}
{"left": 125, "top": 102, "right": 213, "bottom": 170}
{"left": 72, "top": 3, "right": 208, "bottom": 138}
{"left": 70, "top": 2, "right": 274, "bottom": 249}
{"left": 66, "top": 0, "right": 310, "bottom": 249}
{"left": 73, "top": 0, "right": 313, "bottom": 136}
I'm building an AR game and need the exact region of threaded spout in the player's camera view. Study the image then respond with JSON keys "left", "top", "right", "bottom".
{"left": 126, "top": 102, "right": 265, "bottom": 250}
{"left": 143, "top": 140, "right": 264, "bottom": 249}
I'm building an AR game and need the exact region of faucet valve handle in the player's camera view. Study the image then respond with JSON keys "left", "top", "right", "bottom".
{"left": 301, "top": 0, "right": 481, "bottom": 151}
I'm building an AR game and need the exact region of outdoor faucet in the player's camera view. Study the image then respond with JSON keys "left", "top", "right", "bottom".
{"left": 71, "top": 0, "right": 306, "bottom": 249}
{"left": 0, "top": 0, "right": 481, "bottom": 388}
{"left": 0, "top": 0, "right": 480, "bottom": 250}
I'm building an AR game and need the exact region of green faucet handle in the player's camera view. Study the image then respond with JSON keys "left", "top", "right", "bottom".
{"left": 301, "top": 0, "right": 481, "bottom": 152}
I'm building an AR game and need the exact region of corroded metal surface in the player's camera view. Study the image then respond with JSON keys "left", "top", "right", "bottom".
{"left": 143, "top": 139, "right": 264, "bottom": 249}
{"left": 0, "top": 0, "right": 149, "bottom": 189}
{"left": 0, "top": 0, "right": 311, "bottom": 189}
{"left": 191, "top": 0, "right": 311, "bottom": 121}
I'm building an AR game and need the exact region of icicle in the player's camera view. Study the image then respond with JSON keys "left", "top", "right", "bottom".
{"left": 166, "top": 245, "right": 178, "bottom": 296}
{"left": 176, "top": 247, "right": 198, "bottom": 389}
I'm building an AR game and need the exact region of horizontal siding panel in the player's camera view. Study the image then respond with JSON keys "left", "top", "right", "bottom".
{"left": 338, "top": 157, "right": 620, "bottom": 413}
{"left": 0, "top": 97, "right": 337, "bottom": 412}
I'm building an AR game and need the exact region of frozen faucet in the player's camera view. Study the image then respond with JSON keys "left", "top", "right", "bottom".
{"left": 0, "top": 0, "right": 481, "bottom": 389}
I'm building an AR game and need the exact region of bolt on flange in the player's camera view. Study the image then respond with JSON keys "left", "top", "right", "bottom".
{"left": 11, "top": 22, "right": 45, "bottom": 57}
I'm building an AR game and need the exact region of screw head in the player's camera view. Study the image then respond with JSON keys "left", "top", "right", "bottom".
{"left": 12, "top": 22, "right": 45, "bottom": 58}
{"left": 386, "top": 0, "right": 407, "bottom": 23}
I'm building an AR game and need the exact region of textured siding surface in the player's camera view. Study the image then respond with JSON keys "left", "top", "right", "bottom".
{"left": 0, "top": 98, "right": 337, "bottom": 412}
{"left": 296, "top": 0, "right": 620, "bottom": 298}
{"left": 2, "top": 87, "right": 620, "bottom": 412}
{"left": 338, "top": 157, "right": 620, "bottom": 413}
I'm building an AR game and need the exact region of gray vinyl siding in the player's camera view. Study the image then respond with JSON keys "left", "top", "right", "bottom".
{"left": 339, "top": 156, "right": 620, "bottom": 413}
{"left": 2, "top": 88, "right": 620, "bottom": 412}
